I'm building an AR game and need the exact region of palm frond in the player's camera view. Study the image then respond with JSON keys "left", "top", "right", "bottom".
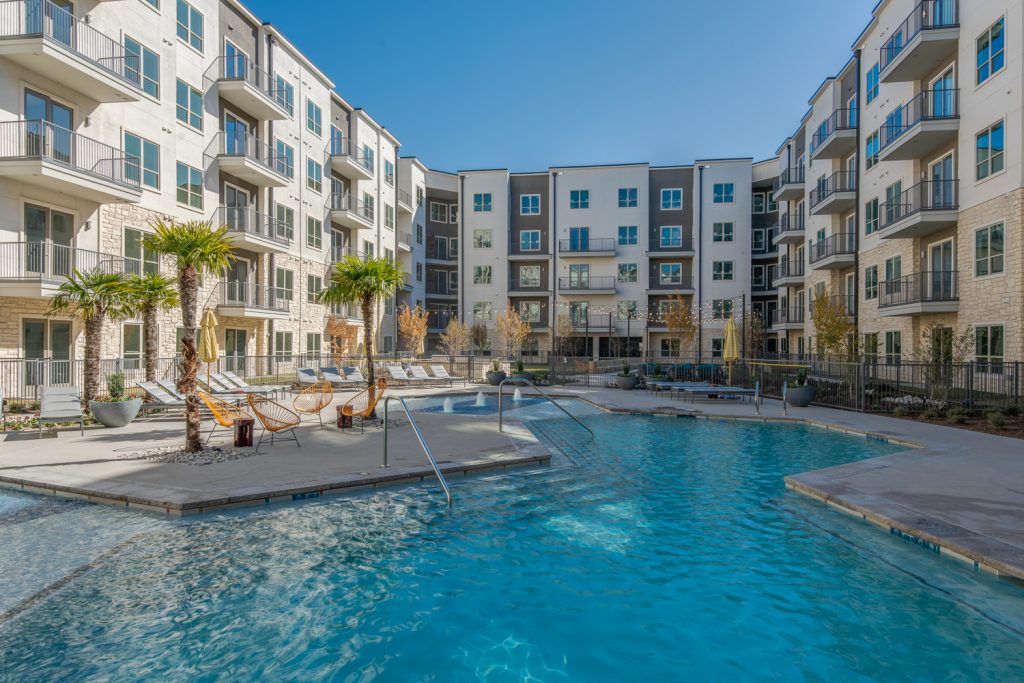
{"left": 316, "top": 256, "right": 406, "bottom": 306}
{"left": 144, "top": 219, "right": 236, "bottom": 275}
{"left": 47, "top": 269, "right": 131, "bottom": 322}
{"left": 124, "top": 272, "right": 180, "bottom": 316}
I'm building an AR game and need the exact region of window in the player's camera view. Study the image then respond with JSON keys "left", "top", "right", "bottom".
{"left": 384, "top": 297, "right": 394, "bottom": 315}
{"left": 124, "top": 36, "right": 159, "bottom": 98}
{"left": 416, "top": 224, "right": 423, "bottom": 244}
{"left": 617, "top": 300, "right": 638, "bottom": 320}
{"left": 884, "top": 331, "right": 902, "bottom": 364}
{"left": 975, "top": 223, "right": 1005, "bottom": 276}
{"left": 976, "top": 120, "right": 1005, "bottom": 180}
{"left": 660, "top": 263, "right": 682, "bottom": 285}
{"left": 473, "top": 229, "right": 492, "bottom": 248}
{"left": 473, "top": 193, "right": 492, "bottom": 212}
{"left": 752, "top": 265, "right": 765, "bottom": 289}
{"left": 306, "top": 217, "right": 322, "bottom": 249}
{"left": 385, "top": 204, "right": 394, "bottom": 230}
{"left": 711, "top": 338, "right": 724, "bottom": 359}
{"left": 752, "top": 193, "right": 765, "bottom": 214}
{"left": 473, "top": 302, "right": 492, "bottom": 321}
{"left": 306, "top": 274, "right": 322, "bottom": 303}
{"left": 617, "top": 225, "right": 638, "bottom": 245}
{"left": 305, "top": 100, "right": 322, "bottom": 136}
{"left": 449, "top": 204, "right": 458, "bottom": 223}
{"left": 712, "top": 261, "right": 733, "bottom": 281}
{"left": 124, "top": 132, "right": 159, "bottom": 189}
{"left": 884, "top": 181, "right": 903, "bottom": 225}
{"left": 274, "top": 331, "right": 293, "bottom": 359}
{"left": 977, "top": 18, "right": 1005, "bottom": 85}
{"left": 661, "top": 188, "right": 682, "bottom": 210}
{"left": 306, "top": 158, "right": 323, "bottom": 192}
{"left": 617, "top": 263, "right": 637, "bottom": 283}
{"left": 142, "top": 0, "right": 158, "bottom": 7}
{"left": 124, "top": 227, "right": 158, "bottom": 275}
{"left": 661, "top": 338, "right": 680, "bottom": 358}
{"left": 885, "top": 256, "right": 901, "bottom": 289}
{"left": 362, "top": 144, "right": 375, "bottom": 174}
{"left": 865, "top": 265, "right": 879, "bottom": 300}
{"left": 866, "top": 62, "right": 879, "bottom": 103}
{"left": 362, "top": 193, "right": 375, "bottom": 221}
{"left": 519, "top": 301, "right": 541, "bottom": 323}
{"left": 473, "top": 266, "right": 492, "bottom": 284}
{"left": 416, "top": 186, "right": 424, "bottom": 207}
{"left": 618, "top": 188, "right": 638, "bottom": 207}
{"left": 864, "top": 332, "right": 879, "bottom": 361}
{"left": 520, "top": 230, "right": 540, "bottom": 252}
{"left": 275, "top": 139, "right": 294, "bottom": 178}
{"left": 865, "top": 198, "right": 879, "bottom": 235}
{"left": 275, "top": 267, "right": 294, "bottom": 301}
{"left": 569, "top": 190, "right": 589, "bottom": 209}
{"left": 415, "top": 262, "right": 422, "bottom": 282}
{"left": 712, "top": 183, "right": 734, "bottom": 203}
{"left": 660, "top": 226, "right": 682, "bottom": 248}
{"left": 449, "top": 237, "right": 458, "bottom": 257}
{"left": 520, "top": 266, "right": 541, "bottom": 287}
{"left": 976, "top": 325, "right": 1004, "bottom": 370}
{"left": 569, "top": 301, "right": 589, "bottom": 326}
{"left": 307, "top": 333, "right": 322, "bottom": 355}
{"left": 384, "top": 159, "right": 394, "bottom": 186}
{"left": 430, "top": 202, "right": 448, "bottom": 223}
{"left": 275, "top": 203, "right": 294, "bottom": 241}
{"left": 712, "top": 222, "right": 733, "bottom": 242}
{"left": 175, "top": 162, "right": 202, "bottom": 209}
{"left": 175, "top": 0, "right": 203, "bottom": 51}
{"left": 274, "top": 76, "right": 294, "bottom": 115}
{"left": 384, "top": 248, "right": 393, "bottom": 264}
{"left": 520, "top": 194, "right": 540, "bottom": 215}
{"left": 712, "top": 299, "right": 733, "bottom": 319}
{"left": 175, "top": 79, "right": 202, "bottom": 130}
{"left": 766, "top": 192, "right": 778, "bottom": 212}
{"left": 865, "top": 131, "right": 880, "bottom": 170}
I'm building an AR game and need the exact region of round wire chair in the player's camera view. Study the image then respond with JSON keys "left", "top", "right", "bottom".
{"left": 292, "top": 380, "right": 333, "bottom": 428}
{"left": 341, "top": 378, "right": 388, "bottom": 432}
{"left": 246, "top": 393, "right": 301, "bottom": 451}
{"left": 198, "top": 390, "right": 250, "bottom": 445}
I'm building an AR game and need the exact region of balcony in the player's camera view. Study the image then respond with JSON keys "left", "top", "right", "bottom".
{"left": 880, "top": 0, "right": 960, "bottom": 83}
{"left": 811, "top": 294, "right": 855, "bottom": 318}
{"left": 646, "top": 273, "right": 694, "bottom": 294}
{"left": 216, "top": 281, "right": 290, "bottom": 320}
{"left": 771, "top": 307, "right": 805, "bottom": 331}
{"left": 509, "top": 241, "right": 550, "bottom": 260}
{"left": 206, "top": 132, "right": 289, "bottom": 188}
{"left": 426, "top": 281, "right": 457, "bottom": 299}
{"left": 773, "top": 258, "right": 805, "bottom": 287}
{"left": 0, "top": 241, "right": 126, "bottom": 297}
{"left": 558, "top": 276, "right": 616, "bottom": 295}
{"left": 645, "top": 233, "right": 694, "bottom": 257}
{"left": 330, "top": 302, "right": 364, "bottom": 322}
{"left": 427, "top": 310, "right": 456, "bottom": 332}
{"left": 772, "top": 212, "right": 805, "bottom": 245}
{"left": 508, "top": 275, "right": 548, "bottom": 294}
{"left": 0, "top": 0, "right": 142, "bottom": 102}
{"left": 329, "top": 192, "right": 374, "bottom": 231}
{"left": 213, "top": 206, "right": 291, "bottom": 253}
{"left": 558, "top": 237, "right": 616, "bottom": 257}
{"left": 425, "top": 240, "right": 457, "bottom": 263}
{"left": 878, "top": 180, "right": 958, "bottom": 239}
{"left": 397, "top": 188, "right": 414, "bottom": 214}
{"left": 396, "top": 231, "right": 412, "bottom": 252}
{"left": 879, "top": 271, "right": 959, "bottom": 316}
{"left": 809, "top": 171, "right": 856, "bottom": 215}
{"left": 752, "top": 227, "right": 778, "bottom": 258}
{"left": 204, "top": 55, "right": 292, "bottom": 121}
{"left": 326, "top": 246, "right": 369, "bottom": 266}
{"left": 879, "top": 89, "right": 959, "bottom": 162}
{"left": 0, "top": 120, "right": 141, "bottom": 202}
{"left": 328, "top": 135, "right": 374, "bottom": 181}
{"left": 773, "top": 167, "right": 805, "bottom": 202}
{"left": 808, "top": 233, "right": 857, "bottom": 270}
{"left": 810, "top": 108, "right": 857, "bottom": 161}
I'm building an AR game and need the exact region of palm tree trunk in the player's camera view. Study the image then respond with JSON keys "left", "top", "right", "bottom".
{"left": 143, "top": 304, "right": 158, "bottom": 383}
{"left": 83, "top": 314, "right": 104, "bottom": 406}
{"left": 362, "top": 295, "right": 375, "bottom": 387}
{"left": 177, "top": 266, "right": 202, "bottom": 452}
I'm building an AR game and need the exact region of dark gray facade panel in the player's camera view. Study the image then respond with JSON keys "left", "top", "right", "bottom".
{"left": 648, "top": 167, "right": 693, "bottom": 246}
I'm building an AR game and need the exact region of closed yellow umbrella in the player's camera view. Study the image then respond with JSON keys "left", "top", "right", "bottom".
{"left": 198, "top": 309, "right": 219, "bottom": 386}
{"left": 723, "top": 316, "right": 740, "bottom": 385}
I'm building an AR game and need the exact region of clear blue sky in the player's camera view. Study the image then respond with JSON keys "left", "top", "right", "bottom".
{"left": 245, "top": 0, "right": 878, "bottom": 171}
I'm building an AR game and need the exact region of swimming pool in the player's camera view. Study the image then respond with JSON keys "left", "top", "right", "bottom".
{"left": 1, "top": 410, "right": 1023, "bottom": 680}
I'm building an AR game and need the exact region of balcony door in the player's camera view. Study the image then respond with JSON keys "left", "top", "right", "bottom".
{"left": 225, "top": 257, "right": 251, "bottom": 305}
{"left": 224, "top": 41, "right": 248, "bottom": 80}
{"left": 25, "top": 204, "right": 73, "bottom": 277}
{"left": 24, "top": 89, "right": 73, "bottom": 163}
{"left": 27, "top": 0, "right": 75, "bottom": 47}
{"left": 569, "top": 227, "right": 589, "bottom": 251}
{"left": 225, "top": 112, "right": 249, "bottom": 156}
{"left": 930, "top": 154, "right": 954, "bottom": 209}
{"left": 569, "top": 263, "right": 589, "bottom": 288}
{"left": 224, "top": 329, "right": 247, "bottom": 374}
{"left": 931, "top": 68, "right": 954, "bottom": 118}
{"left": 224, "top": 183, "right": 249, "bottom": 232}
{"left": 23, "top": 319, "right": 71, "bottom": 387}
{"left": 929, "top": 240, "right": 954, "bottom": 300}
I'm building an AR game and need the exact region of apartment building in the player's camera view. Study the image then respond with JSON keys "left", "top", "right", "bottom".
{"left": 423, "top": 169, "right": 458, "bottom": 342}
{"left": 751, "top": 158, "right": 781, "bottom": 355}
{"left": 0, "top": 0, "right": 420, "bottom": 373}
{"left": 769, "top": 0, "right": 1023, "bottom": 365}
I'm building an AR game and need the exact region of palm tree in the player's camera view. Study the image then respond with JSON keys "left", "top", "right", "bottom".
{"left": 144, "top": 220, "right": 235, "bottom": 452}
{"left": 316, "top": 256, "right": 404, "bottom": 386}
{"left": 47, "top": 270, "right": 130, "bottom": 405}
{"left": 125, "top": 272, "right": 180, "bottom": 383}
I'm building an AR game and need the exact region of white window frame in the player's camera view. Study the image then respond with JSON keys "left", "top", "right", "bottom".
{"left": 520, "top": 194, "right": 541, "bottom": 215}
{"left": 660, "top": 188, "right": 682, "bottom": 210}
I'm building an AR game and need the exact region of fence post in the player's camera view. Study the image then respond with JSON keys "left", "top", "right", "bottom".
{"left": 967, "top": 362, "right": 975, "bottom": 408}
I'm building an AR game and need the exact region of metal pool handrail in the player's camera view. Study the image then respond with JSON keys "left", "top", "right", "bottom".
{"left": 382, "top": 396, "right": 452, "bottom": 507}
{"left": 497, "top": 378, "right": 595, "bottom": 440}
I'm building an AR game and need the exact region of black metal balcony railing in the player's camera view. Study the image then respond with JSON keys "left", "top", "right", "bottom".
{"left": 558, "top": 237, "right": 616, "bottom": 254}
{"left": 427, "top": 310, "right": 457, "bottom": 330}
{"left": 810, "top": 108, "right": 857, "bottom": 156}
{"left": 426, "top": 281, "right": 455, "bottom": 296}
{"left": 879, "top": 271, "right": 958, "bottom": 308}
{"left": 208, "top": 131, "right": 286, "bottom": 178}
{"left": 204, "top": 55, "right": 292, "bottom": 115}
{"left": 328, "top": 134, "right": 375, "bottom": 174}
{"left": 776, "top": 212, "right": 805, "bottom": 236}
{"left": 558, "top": 276, "right": 615, "bottom": 291}
{"left": 509, "top": 274, "right": 546, "bottom": 291}
{"left": 220, "top": 281, "right": 290, "bottom": 312}
{"left": 879, "top": 180, "right": 958, "bottom": 232}
{"left": 774, "top": 166, "right": 805, "bottom": 191}
{"left": 0, "top": 0, "right": 142, "bottom": 90}
{"left": 809, "top": 171, "right": 857, "bottom": 209}
{"left": 329, "top": 192, "right": 374, "bottom": 223}
{"left": 881, "top": 0, "right": 960, "bottom": 74}
{"left": 809, "top": 233, "right": 857, "bottom": 264}
{"left": 651, "top": 233, "right": 694, "bottom": 251}
{"left": 772, "top": 307, "right": 805, "bottom": 326}
{"left": 811, "top": 294, "right": 856, "bottom": 317}
{"left": 776, "top": 258, "right": 805, "bottom": 280}
{"left": 0, "top": 241, "right": 126, "bottom": 280}
{"left": 0, "top": 120, "right": 141, "bottom": 190}
{"left": 214, "top": 206, "right": 291, "bottom": 246}
{"left": 425, "top": 241, "right": 457, "bottom": 261}
{"left": 647, "top": 273, "right": 694, "bottom": 290}
{"left": 880, "top": 89, "right": 960, "bottom": 151}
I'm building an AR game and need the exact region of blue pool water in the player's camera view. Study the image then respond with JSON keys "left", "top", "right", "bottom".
{"left": 2, "top": 409, "right": 1024, "bottom": 681}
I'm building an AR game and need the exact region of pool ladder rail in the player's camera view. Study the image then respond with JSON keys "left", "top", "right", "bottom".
{"left": 497, "top": 378, "right": 595, "bottom": 440}
{"left": 382, "top": 396, "right": 452, "bottom": 507}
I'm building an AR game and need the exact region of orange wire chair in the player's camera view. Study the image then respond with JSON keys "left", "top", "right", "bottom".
{"left": 292, "top": 380, "right": 333, "bottom": 428}
{"left": 340, "top": 378, "right": 387, "bottom": 432}
{"left": 247, "top": 394, "right": 301, "bottom": 451}
{"left": 198, "top": 390, "right": 251, "bottom": 445}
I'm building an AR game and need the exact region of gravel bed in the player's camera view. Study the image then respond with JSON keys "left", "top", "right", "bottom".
{"left": 116, "top": 445, "right": 259, "bottom": 466}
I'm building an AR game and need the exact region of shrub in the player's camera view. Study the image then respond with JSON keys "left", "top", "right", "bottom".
{"left": 948, "top": 413, "right": 968, "bottom": 424}
{"left": 106, "top": 373, "right": 126, "bottom": 401}
{"left": 922, "top": 407, "right": 941, "bottom": 419}
{"left": 893, "top": 405, "right": 909, "bottom": 417}
{"left": 1003, "top": 405, "right": 1020, "bottom": 417}
{"left": 987, "top": 412, "right": 1007, "bottom": 429}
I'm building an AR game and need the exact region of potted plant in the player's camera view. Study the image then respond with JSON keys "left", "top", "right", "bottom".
{"left": 615, "top": 362, "right": 638, "bottom": 390}
{"left": 485, "top": 359, "right": 506, "bottom": 386}
{"left": 786, "top": 368, "right": 816, "bottom": 407}
{"left": 510, "top": 359, "right": 534, "bottom": 382}
{"left": 89, "top": 373, "right": 143, "bottom": 428}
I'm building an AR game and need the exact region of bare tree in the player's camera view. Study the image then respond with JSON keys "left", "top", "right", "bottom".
{"left": 439, "top": 318, "right": 470, "bottom": 359}
{"left": 810, "top": 287, "right": 855, "bottom": 359}
{"left": 663, "top": 295, "right": 698, "bottom": 358}
{"left": 470, "top": 321, "right": 489, "bottom": 355}
{"left": 397, "top": 303, "right": 429, "bottom": 356}
{"left": 554, "top": 314, "right": 576, "bottom": 357}
{"left": 493, "top": 307, "right": 531, "bottom": 359}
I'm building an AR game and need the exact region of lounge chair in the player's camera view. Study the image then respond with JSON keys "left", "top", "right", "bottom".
{"left": 198, "top": 390, "right": 251, "bottom": 444}
{"left": 222, "top": 371, "right": 288, "bottom": 398}
{"left": 340, "top": 378, "right": 387, "bottom": 432}
{"left": 198, "top": 374, "right": 245, "bottom": 395}
{"left": 154, "top": 378, "right": 187, "bottom": 400}
{"left": 343, "top": 367, "right": 366, "bottom": 383}
{"left": 385, "top": 365, "right": 415, "bottom": 385}
{"left": 320, "top": 367, "right": 361, "bottom": 389}
{"left": 138, "top": 381, "right": 186, "bottom": 413}
{"left": 409, "top": 365, "right": 448, "bottom": 386}
{"left": 211, "top": 372, "right": 279, "bottom": 397}
{"left": 296, "top": 368, "right": 319, "bottom": 387}
{"left": 247, "top": 394, "right": 301, "bottom": 451}
{"left": 293, "top": 380, "right": 333, "bottom": 428}
{"left": 38, "top": 386, "right": 84, "bottom": 437}
{"left": 429, "top": 364, "right": 465, "bottom": 385}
